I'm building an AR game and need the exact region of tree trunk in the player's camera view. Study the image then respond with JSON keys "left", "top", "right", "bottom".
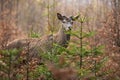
{"left": 112, "top": 0, "right": 120, "bottom": 47}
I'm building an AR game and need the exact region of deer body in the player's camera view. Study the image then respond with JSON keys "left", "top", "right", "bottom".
{"left": 6, "top": 28, "right": 70, "bottom": 57}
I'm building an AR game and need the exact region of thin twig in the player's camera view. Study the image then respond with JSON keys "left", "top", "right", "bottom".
{"left": 26, "top": 41, "right": 30, "bottom": 80}
{"left": 8, "top": 52, "right": 11, "bottom": 80}
{"left": 80, "top": 22, "right": 83, "bottom": 68}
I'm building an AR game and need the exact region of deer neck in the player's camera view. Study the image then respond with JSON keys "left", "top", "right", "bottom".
{"left": 55, "top": 26, "right": 71, "bottom": 47}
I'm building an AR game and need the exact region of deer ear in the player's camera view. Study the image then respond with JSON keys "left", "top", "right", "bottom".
{"left": 70, "top": 15, "right": 80, "bottom": 21}
{"left": 57, "top": 13, "right": 63, "bottom": 20}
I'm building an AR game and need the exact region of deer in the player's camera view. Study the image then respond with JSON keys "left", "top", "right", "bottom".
{"left": 6, "top": 13, "right": 79, "bottom": 57}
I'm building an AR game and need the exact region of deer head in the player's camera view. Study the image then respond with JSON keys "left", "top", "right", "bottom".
{"left": 57, "top": 13, "right": 79, "bottom": 31}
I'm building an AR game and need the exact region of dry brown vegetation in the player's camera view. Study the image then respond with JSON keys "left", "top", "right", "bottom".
{"left": 0, "top": 0, "right": 120, "bottom": 80}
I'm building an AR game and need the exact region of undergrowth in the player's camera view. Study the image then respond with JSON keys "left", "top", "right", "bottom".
{"left": 0, "top": 16, "right": 109, "bottom": 80}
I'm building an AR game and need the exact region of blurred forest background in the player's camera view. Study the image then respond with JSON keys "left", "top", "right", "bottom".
{"left": 0, "top": 0, "right": 120, "bottom": 80}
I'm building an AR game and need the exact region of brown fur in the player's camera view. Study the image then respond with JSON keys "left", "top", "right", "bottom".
{"left": 54, "top": 26, "right": 71, "bottom": 48}
{"left": 6, "top": 26, "right": 71, "bottom": 59}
